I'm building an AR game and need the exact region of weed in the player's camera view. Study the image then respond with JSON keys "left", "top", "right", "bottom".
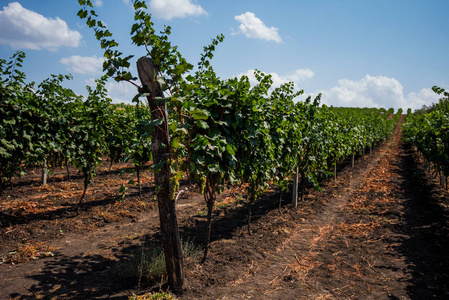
{"left": 181, "top": 238, "right": 201, "bottom": 261}
{"left": 117, "top": 239, "right": 200, "bottom": 280}
{"left": 195, "top": 210, "right": 207, "bottom": 217}
{"left": 234, "top": 195, "right": 245, "bottom": 206}
{"left": 1, "top": 242, "right": 55, "bottom": 264}
{"left": 128, "top": 291, "right": 178, "bottom": 300}
{"left": 216, "top": 203, "right": 227, "bottom": 210}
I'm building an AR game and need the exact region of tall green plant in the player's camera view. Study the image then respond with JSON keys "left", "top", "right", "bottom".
{"left": 78, "top": 0, "right": 194, "bottom": 290}
{"left": 71, "top": 77, "right": 111, "bottom": 203}
{"left": 181, "top": 35, "right": 241, "bottom": 261}
{"left": 0, "top": 52, "right": 34, "bottom": 193}
{"left": 403, "top": 87, "right": 449, "bottom": 178}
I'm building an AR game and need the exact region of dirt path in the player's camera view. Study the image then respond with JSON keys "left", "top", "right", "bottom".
{"left": 182, "top": 118, "right": 449, "bottom": 299}
{"left": 0, "top": 190, "right": 205, "bottom": 299}
{"left": 195, "top": 143, "right": 391, "bottom": 299}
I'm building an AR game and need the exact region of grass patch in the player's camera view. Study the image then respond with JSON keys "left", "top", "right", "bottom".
{"left": 129, "top": 291, "right": 178, "bottom": 300}
{"left": 117, "top": 239, "right": 201, "bottom": 280}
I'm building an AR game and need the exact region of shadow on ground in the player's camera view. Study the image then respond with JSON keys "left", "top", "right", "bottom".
{"left": 397, "top": 145, "right": 449, "bottom": 299}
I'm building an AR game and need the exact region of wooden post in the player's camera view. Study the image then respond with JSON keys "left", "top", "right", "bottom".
{"left": 300, "top": 175, "right": 306, "bottom": 202}
{"left": 292, "top": 166, "right": 299, "bottom": 208}
{"left": 440, "top": 171, "right": 445, "bottom": 188}
{"left": 137, "top": 57, "right": 184, "bottom": 291}
{"left": 136, "top": 164, "right": 142, "bottom": 199}
{"left": 42, "top": 158, "right": 48, "bottom": 185}
{"left": 334, "top": 160, "right": 337, "bottom": 181}
{"left": 351, "top": 151, "right": 355, "bottom": 168}
{"left": 66, "top": 163, "right": 71, "bottom": 181}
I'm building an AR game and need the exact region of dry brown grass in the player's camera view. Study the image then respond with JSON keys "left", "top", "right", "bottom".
{"left": 2, "top": 241, "right": 55, "bottom": 264}
{"left": 335, "top": 222, "right": 379, "bottom": 237}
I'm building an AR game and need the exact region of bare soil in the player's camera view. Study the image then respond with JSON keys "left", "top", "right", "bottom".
{"left": 1, "top": 119, "right": 449, "bottom": 299}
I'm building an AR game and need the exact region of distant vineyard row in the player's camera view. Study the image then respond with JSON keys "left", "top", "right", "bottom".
{"left": 1, "top": 51, "right": 400, "bottom": 201}
{"left": 0, "top": 52, "right": 153, "bottom": 199}
{"left": 403, "top": 87, "right": 449, "bottom": 179}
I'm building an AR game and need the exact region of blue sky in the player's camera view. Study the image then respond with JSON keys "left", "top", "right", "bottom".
{"left": 1, "top": 0, "right": 448, "bottom": 110}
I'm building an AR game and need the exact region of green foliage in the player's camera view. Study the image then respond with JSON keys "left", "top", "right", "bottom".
{"left": 0, "top": 52, "right": 129, "bottom": 200}
{"left": 32, "top": 74, "right": 79, "bottom": 170}
{"left": 403, "top": 87, "right": 449, "bottom": 176}
{"left": 70, "top": 77, "right": 112, "bottom": 202}
{"left": 129, "top": 291, "right": 178, "bottom": 300}
{"left": 0, "top": 51, "right": 35, "bottom": 192}
{"left": 1, "top": 2, "right": 398, "bottom": 210}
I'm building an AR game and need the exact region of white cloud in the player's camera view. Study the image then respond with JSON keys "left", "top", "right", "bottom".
{"left": 233, "top": 12, "right": 282, "bottom": 43}
{"left": 106, "top": 80, "right": 137, "bottom": 103}
{"left": 0, "top": 2, "right": 82, "bottom": 50}
{"left": 319, "top": 75, "right": 440, "bottom": 111}
{"left": 61, "top": 55, "right": 105, "bottom": 75}
{"left": 94, "top": 0, "right": 103, "bottom": 7}
{"left": 280, "top": 69, "right": 314, "bottom": 82}
{"left": 84, "top": 78, "right": 136, "bottom": 103}
{"left": 405, "top": 88, "right": 441, "bottom": 110}
{"left": 149, "top": 0, "right": 207, "bottom": 20}
{"left": 237, "top": 68, "right": 314, "bottom": 89}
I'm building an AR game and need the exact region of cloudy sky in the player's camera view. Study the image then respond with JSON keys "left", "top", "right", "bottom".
{"left": 1, "top": 0, "right": 448, "bottom": 110}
